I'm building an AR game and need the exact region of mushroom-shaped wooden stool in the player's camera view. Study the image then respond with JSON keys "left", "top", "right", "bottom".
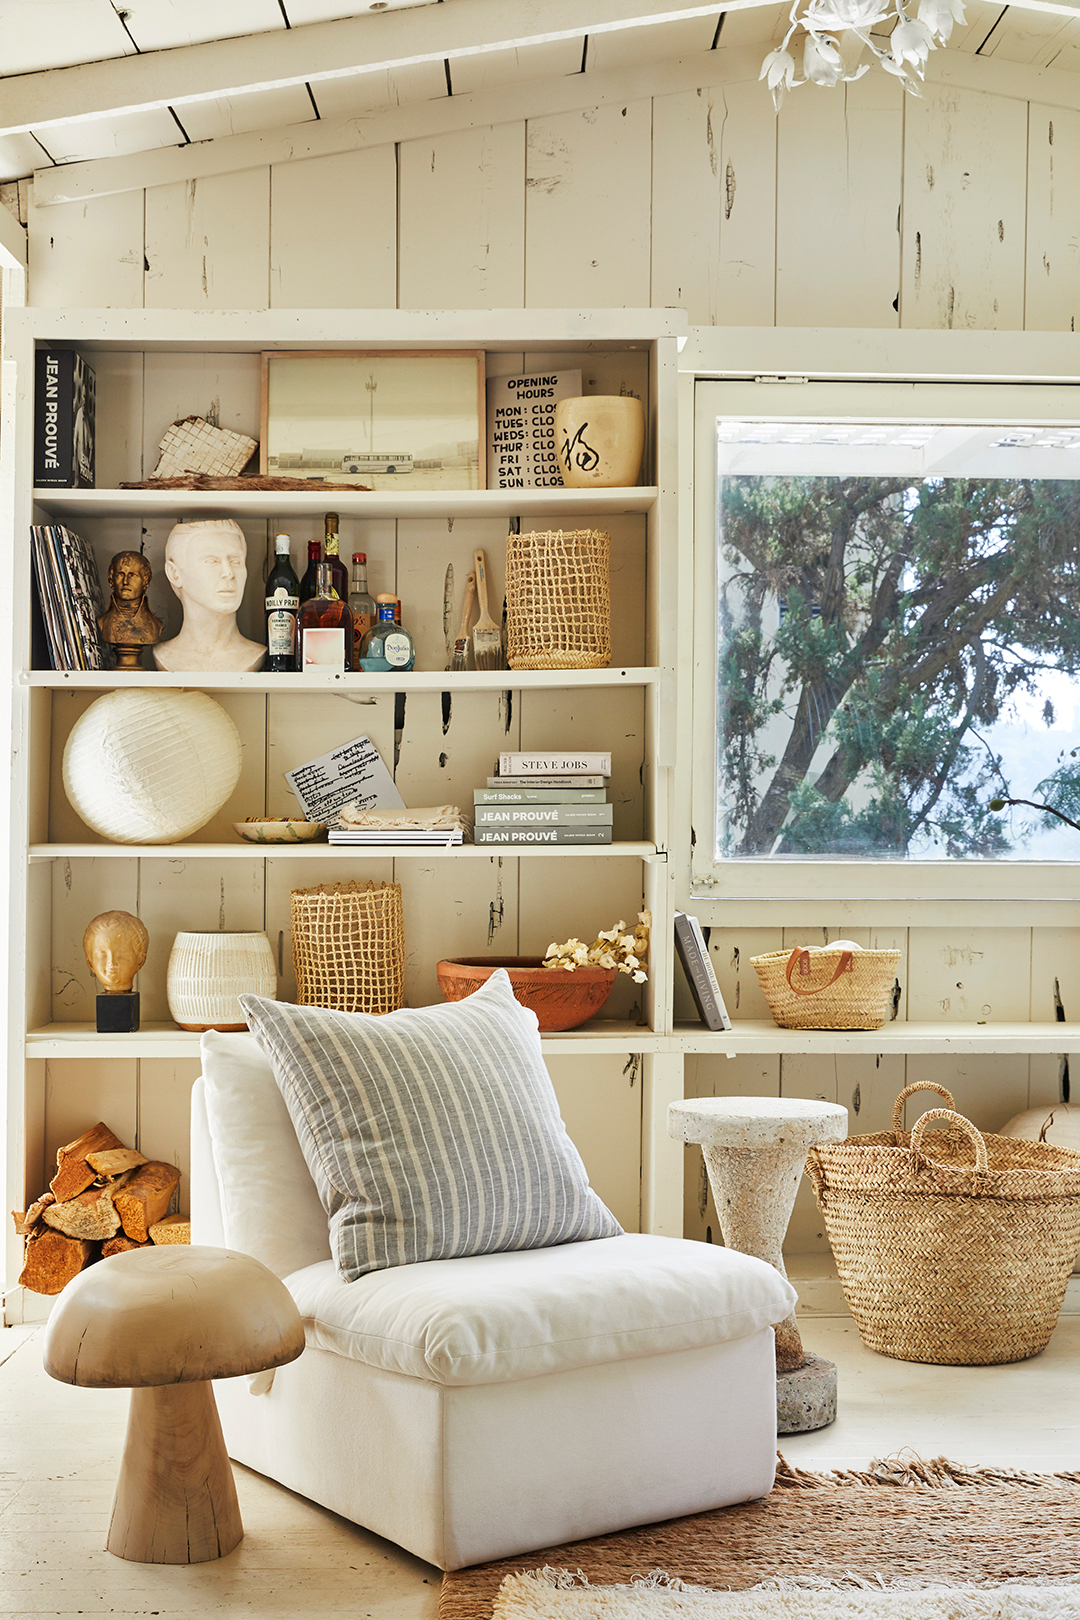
{"left": 669, "top": 1096, "right": 848, "bottom": 1435}
{"left": 43, "top": 1245, "right": 305, "bottom": 1564}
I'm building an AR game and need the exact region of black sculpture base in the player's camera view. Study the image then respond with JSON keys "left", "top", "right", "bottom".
{"left": 96, "top": 992, "right": 140, "bottom": 1033}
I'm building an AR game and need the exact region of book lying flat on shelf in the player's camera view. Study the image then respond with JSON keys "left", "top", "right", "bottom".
{"left": 476, "top": 786, "right": 608, "bottom": 804}
{"left": 329, "top": 830, "right": 464, "bottom": 846}
{"left": 475, "top": 804, "right": 613, "bottom": 826}
{"left": 498, "top": 752, "right": 611, "bottom": 777}
{"left": 486, "top": 775, "right": 607, "bottom": 790}
{"left": 475, "top": 826, "right": 613, "bottom": 845}
{"left": 674, "top": 911, "right": 731, "bottom": 1032}
{"left": 31, "top": 524, "right": 108, "bottom": 671}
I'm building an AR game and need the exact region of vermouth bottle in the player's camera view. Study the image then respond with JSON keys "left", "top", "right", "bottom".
{"left": 322, "top": 511, "right": 350, "bottom": 605}
{"left": 349, "top": 551, "right": 376, "bottom": 669}
{"left": 264, "top": 532, "right": 301, "bottom": 673}
{"left": 297, "top": 562, "right": 354, "bottom": 672}
{"left": 360, "top": 595, "right": 415, "bottom": 670}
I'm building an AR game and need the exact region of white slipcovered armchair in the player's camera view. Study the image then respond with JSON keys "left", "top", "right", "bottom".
{"left": 191, "top": 1032, "right": 794, "bottom": 1570}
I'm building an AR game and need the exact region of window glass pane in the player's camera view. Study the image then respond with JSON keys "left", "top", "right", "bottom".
{"left": 716, "top": 422, "right": 1080, "bottom": 863}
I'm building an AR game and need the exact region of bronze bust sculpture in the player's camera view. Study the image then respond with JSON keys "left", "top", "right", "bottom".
{"left": 99, "top": 552, "right": 164, "bottom": 671}
{"left": 83, "top": 910, "right": 150, "bottom": 1032}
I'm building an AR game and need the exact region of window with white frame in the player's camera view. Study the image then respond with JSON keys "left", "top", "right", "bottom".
{"left": 692, "top": 380, "right": 1080, "bottom": 902}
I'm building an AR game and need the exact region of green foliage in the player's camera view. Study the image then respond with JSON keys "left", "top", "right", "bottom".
{"left": 719, "top": 474, "right": 1080, "bottom": 859}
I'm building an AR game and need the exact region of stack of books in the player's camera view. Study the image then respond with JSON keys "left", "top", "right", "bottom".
{"left": 473, "top": 752, "right": 613, "bottom": 845}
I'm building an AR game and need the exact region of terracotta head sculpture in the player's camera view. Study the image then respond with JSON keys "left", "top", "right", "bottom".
{"left": 83, "top": 911, "right": 150, "bottom": 995}
{"left": 153, "top": 518, "right": 265, "bottom": 673}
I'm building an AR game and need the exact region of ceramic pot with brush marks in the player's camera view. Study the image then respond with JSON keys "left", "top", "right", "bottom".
{"left": 554, "top": 395, "right": 645, "bottom": 488}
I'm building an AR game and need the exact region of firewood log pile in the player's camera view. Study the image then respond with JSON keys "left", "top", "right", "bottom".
{"left": 11, "top": 1122, "right": 188, "bottom": 1295}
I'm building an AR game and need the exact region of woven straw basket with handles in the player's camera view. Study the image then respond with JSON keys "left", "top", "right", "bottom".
{"left": 806, "top": 1081, "right": 1080, "bottom": 1366}
{"left": 750, "top": 943, "right": 900, "bottom": 1030}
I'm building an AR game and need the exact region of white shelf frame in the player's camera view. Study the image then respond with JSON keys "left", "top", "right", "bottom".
{"left": 32, "top": 487, "right": 658, "bottom": 521}
{"left": 26, "top": 1021, "right": 661, "bottom": 1058}
{"left": 23, "top": 667, "right": 663, "bottom": 693}
{"left": 29, "top": 842, "right": 663, "bottom": 862}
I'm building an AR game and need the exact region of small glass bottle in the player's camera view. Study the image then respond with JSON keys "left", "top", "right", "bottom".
{"left": 322, "top": 511, "right": 350, "bottom": 605}
{"left": 299, "top": 538, "right": 322, "bottom": 604}
{"left": 264, "top": 532, "right": 301, "bottom": 673}
{"left": 297, "top": 562, "right": 354, "bottom": 672}
{"left": 360, "top": 594, "right": 415, "bottom": 670}
{"left": 348, "top": 552, "right": 377, "bottom": 669}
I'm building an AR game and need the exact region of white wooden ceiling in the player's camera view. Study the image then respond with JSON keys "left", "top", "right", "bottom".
{"left": 3, "top": 0, "right": 1080, "bottom": 185}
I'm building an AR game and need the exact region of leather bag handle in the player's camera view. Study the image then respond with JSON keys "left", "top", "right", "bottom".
{"left": 784, "top": 946, "right": 854, "bottom": 997}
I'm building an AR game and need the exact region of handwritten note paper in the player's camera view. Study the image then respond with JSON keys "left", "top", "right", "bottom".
{"left": 285, "top": 735, "right": 405, "bottom": 823}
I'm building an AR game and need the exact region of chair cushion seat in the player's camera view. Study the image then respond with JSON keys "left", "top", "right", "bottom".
{"left": 285, "top": 1233, "right": 795, "bottom": 1386}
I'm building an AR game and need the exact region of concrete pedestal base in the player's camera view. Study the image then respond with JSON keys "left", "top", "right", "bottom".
{"left": 777, "top": 1352, "right": 837, "bottom": 1434}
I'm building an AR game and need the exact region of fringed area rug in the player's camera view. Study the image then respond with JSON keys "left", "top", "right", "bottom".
{"left": 439, "top": 1456, "right": 1080, "bottom": 1620}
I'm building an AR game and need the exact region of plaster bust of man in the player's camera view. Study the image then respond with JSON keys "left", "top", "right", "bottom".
{"left": 153, "top": 518, "right": 266, "bottom": 672}
{"left": 99, "top": 551, "right": 163, "bottom": 666}
{"left": 83, "top": 911, "right": 150, "bottom": 996}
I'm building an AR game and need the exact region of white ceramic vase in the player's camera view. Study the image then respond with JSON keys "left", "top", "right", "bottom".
{"left": 63, "top": 689, "right": 243, "bottom": 844}
{"left": 554, "top": 395, "right": 645, "bottom": 488}
{"left": 167, "top": 931, "right": 277, "bottom": 1032}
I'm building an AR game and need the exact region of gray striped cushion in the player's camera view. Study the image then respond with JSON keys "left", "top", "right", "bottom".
{"left": 239, "top": 970, "right": 621, "bottom": 1282}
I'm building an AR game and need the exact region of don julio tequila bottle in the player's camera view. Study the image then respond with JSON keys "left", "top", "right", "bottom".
{"left": 297, "top": 562, "right": 354, "bottom": 672}
{"left": 359, "top": 595, "right": 415, "bottom": 669}
{"left": 264, "top": 532, "right": 300, "bottom": 673}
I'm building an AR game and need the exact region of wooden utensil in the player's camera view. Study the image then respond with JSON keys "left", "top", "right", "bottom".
{"left": 448, "top": 573, "right": 476, "bottom": 673}
{"left": 472, "top": 548, "right": 504, "bottom": 671}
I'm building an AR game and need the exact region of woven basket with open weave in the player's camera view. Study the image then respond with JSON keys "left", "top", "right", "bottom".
{"left": 505, "top": 528, "right": 611, "bottom": 670}
{"left": 751, "top": 945, "right": 900, "bottom": 1030}
{"left": 290, "top": 880, "right": 405, "bottom": 1015}
{"left": 807, "top": 1081, "right": 1080, "bottom": 1366}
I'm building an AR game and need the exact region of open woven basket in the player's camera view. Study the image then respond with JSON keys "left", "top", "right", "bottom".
{"left": 751, "top": 944, "right": 900, "bottom": 1030}
{"left": 505, "top": 528, "right": 611, "bottom": 670}
{"left": 290, "top": 880, "right": 405, "bottom": 1014}
{"left": 807, "top": 1081, "right": 1080, "bottom": 1366}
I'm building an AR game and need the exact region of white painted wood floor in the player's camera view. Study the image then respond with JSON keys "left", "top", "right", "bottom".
{"left": 3, "top": 1313, "right": 1079, "bottom": 1618}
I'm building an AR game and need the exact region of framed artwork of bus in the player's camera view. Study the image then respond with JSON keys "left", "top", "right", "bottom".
{"left": 260, "top": 350, "right": 486, "bottom": 490}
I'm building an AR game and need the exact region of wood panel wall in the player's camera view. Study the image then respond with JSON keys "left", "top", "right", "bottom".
{"left": 24, "top": 72, "right": 1080, "bottom": 332}
{"left": 21, "top": 54, "right": 1080, "bottom": 1251}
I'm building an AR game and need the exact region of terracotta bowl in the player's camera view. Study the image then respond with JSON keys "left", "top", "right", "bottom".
{"left": 436, "top": 956, "right": 617, "bottom": 1032}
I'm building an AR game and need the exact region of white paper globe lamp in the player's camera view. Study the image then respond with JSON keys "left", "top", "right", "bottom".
{"left": 63, "top": 690, "right": 243, "bottom": 844}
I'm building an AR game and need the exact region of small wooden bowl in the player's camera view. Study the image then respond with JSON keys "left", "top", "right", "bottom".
{"left": 233, "top": 819, "right": 327, "bottom": 845}
{"left": 436, "top": 956, "right": 616, "bottom": 1032}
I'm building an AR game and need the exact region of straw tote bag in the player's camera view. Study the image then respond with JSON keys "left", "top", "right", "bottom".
{"left": 806, "top": 1081, "right": 1080, "bottom": 1366}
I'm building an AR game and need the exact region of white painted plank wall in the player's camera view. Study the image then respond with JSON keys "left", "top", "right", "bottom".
{"left": 24, "top": 58, "right": 1080, "bottom": 332}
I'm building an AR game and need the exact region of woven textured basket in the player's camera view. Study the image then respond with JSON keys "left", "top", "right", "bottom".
{"left": 505, "top": 528, "right": 611, "bottom": 670}
{"left": 290, "top": 880, "right": 404, "bottom": 1015}
{"left": 751, "top": 945, "right": 900, "bottom": 1030}
{"left": 807, "top": 1081, "right": 1080, "bottom": 1366}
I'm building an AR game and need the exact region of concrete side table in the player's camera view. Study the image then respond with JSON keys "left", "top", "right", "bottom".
{"left": 669, "top": 1096, "right": 848, "bottom": 1434}
{"left": 43, "top": 1245, "right": 305, "bottom": 1564}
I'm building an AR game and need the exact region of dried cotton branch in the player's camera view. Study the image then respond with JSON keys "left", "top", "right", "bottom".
{"left": 543, "top": 912, "right": 651, "bottom": 984}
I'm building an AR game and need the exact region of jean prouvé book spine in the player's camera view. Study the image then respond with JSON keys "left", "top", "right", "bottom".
{"left": 34, "top": 350, "right": 96, "bottom": 489}
{"left": 674, "top": 912, "right": 731, "bottom": 1031}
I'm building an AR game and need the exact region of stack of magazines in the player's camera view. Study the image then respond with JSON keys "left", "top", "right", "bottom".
{"left": 328, "top": 805, "right": 466, "bottom": 848}
{"left": 31, "top": 524, "right": 108, "bottom": 671}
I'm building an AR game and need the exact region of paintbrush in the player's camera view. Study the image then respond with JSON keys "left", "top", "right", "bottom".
{"left": 472, "top": 548, "right": 504, "bottom": 671}
{"left": 449, "top": 572, "right": 476, "bottom": 673}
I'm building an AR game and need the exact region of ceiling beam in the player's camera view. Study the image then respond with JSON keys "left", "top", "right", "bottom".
{"left": 0, "top": 0, "right": 758, "bottom": 139}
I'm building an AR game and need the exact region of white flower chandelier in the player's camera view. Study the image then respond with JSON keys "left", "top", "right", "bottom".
{"left": 760, "top": 0, "right": 965, "bottom": 108}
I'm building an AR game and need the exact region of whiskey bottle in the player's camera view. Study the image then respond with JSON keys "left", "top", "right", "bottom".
{"left": 264, "top": 532, "right": 301, "bottom": 673}
{"left": 299, "top": 539, "right": 322, "bottom": 603}
{"left": 297, "top": 562, "right": 354, "bottom": 672}
{"left": 349, "top": 551, "right": 376, "bottom": 669}
{"left": 322, "top": 512, "right": 350, "bottom": 604}
{"left": 359, "top": 594, "right": 415, "bottom": 670}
